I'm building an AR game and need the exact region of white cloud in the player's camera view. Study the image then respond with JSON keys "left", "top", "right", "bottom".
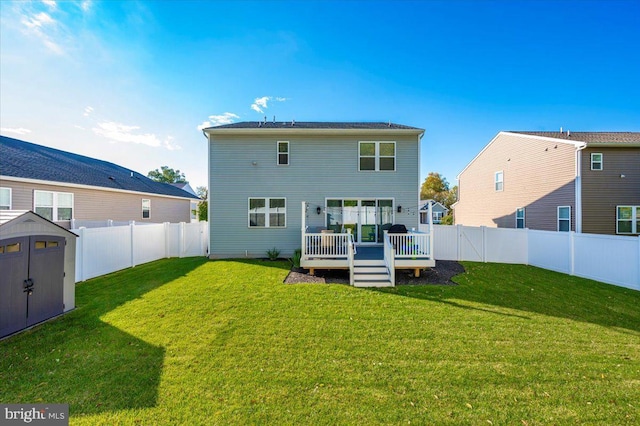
{"left": 42, "top": 1, "right": 57, "bottom": 9}
{"left": 92, "top": 121, "right": 180, "bottom": 150}
{"left": 197, "top": 112, "right": 239, "bottom": 130}
{"left": 22, "top": 12, "right": 55, "bottom": 29}
{"left": 83, "top": 106, "right": 94, "bottom": 117}
{"left": 251, "top": 96, "right": 270, "bottom": 113}
{"left": 250, "top": 96, "right": 288, "bottom": 113}
{"left": 1, "top": 127, "right": 32, "bottom": 135}
{"left": 80, "top": 1, "right": 92, "bottom": 12}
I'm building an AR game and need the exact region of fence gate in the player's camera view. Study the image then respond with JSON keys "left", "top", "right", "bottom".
{"left": 0, "top": 235, "right": 65, "bottom": 338}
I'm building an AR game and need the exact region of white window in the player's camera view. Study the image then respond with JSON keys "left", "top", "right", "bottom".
{"left": 142, "top": 199, "right": 151, "bottom": 219}
{"left": 433, "top": 211, "right": 444, "bottom": 223}
{"left": 249, "top": 198, "right": 286, "bottom": 228}
{"left": 34, "top": 190, "right": 73, "bottom": 221}
{"left": 591, "top": 153, "right": 603, "bottom": 170}
{"left": 516, "top": 208, "right": 525, "bottom": 229}
{"left": 558, "top": 206, "right": 571, "bottom": 232}
{"left": 495, "top": 171, "right": 504, "bottom": 191}
{"left": 277, "top": 141, "right": 289, "bottom": 165}
{"left": 359, "top": 141, "right": 396, "bottom": 171}
{"left": 617, "top": 206, "right": 639, "bottom": 234}
{"left": 0, "top": 187, "right": 11, "bottom": 210}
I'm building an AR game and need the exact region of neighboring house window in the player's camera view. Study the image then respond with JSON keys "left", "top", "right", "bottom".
{"left": 34, "top": 190, "right": 73, "bottom": 221}
{"left": 591, "top": 153, "right": 603, "bottom": 170}
{"left": 0, "top": 187, "right": 11, "bottom": 210}
{"left": 249, "top": 198, "right": 286, "bottom": 228}
{"left": 433, "top": 211, "right": 444, "bottom": 223}
{"left": 142, "top": 199, "right": 151, "bottom": 219}
{"left": 617, "top": 206, "right": 639, "bottom": 234}
{"left": 359, "top": 141, "right": 396, "bottom": 171}
{"left": 516, "top": 208, "right": 525, "bottom": 229}
{"left": 277, "top": 141, "right": 289, "bottom": 165}
{"left": 495, "top": 171, "right": 504, "bottom": 191}
{"left": 190, "top": 201, "right": 198, "bottom": 221}
{"left": 558, "top": 206, "right": 571, "bottom": 232}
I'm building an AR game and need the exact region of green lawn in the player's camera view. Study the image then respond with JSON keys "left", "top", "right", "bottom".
{"left": 1, "top": 258, "right": 639, "bottom": 425}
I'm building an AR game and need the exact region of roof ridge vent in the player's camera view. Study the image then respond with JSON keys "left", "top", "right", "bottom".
{"left": 567, "top": 130, "right": 571, "bottom": 137}
{"left": 291, "top": 119, "right": 295, "bottom": 126}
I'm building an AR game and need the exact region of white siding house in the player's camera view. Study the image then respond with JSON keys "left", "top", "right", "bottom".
{"left": 203, "top": 121, "right": 434, "bottom": 287}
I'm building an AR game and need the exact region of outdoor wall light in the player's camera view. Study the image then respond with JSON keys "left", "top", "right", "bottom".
{"left": 252, "top": 161, "right": 257, "bottom": 166}
{"left": 316, "top": 206, "right": 322, "bottom": 215}
{"left": 397, "top": 206, "right": 402, "bottom": 213}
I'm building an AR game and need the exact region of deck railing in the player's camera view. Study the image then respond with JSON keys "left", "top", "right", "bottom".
{"left": 303, "top": 232, "right": 353, "bottom": 258}
{"left": 348, "top": 233, "right": 355, "bottom": 286}
{"left": 387, "top": 231, "right": 432, "bottom": 258}
{"left": 383, "top": 231, "right": 396, "bottom": 287}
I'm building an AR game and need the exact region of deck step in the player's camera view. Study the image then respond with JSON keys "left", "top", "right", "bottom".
{"left": 352, "top": 262, "right": 393, "bottom": 287}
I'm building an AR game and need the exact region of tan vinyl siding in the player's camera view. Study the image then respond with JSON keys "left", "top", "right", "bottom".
{"left": 455, "top": 133, "right": 577, "bottom": 231}
{"left": 581, "top": 147, "right": 640, "bottom": 234}
{"left": 0, "top": 180, "right": 192, "bottom": 227}
{"left": 209, "top": 133, "right": 420, "bottom": 258}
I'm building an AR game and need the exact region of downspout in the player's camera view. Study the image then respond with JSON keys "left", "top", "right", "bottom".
{"left": 417, "top": 129, "right": 425, "bottom": 229}
{"left": 203, "top": 129, "right": 212, "bottom": 256}
{"left": 575, "top": 143, "right": 587, "bottom": 233}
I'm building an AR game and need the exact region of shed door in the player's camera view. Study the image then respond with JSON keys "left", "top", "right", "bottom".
{"left": 0, "top": 235, "right": 65, "bottom": 338}
{"left": 0, "top": 237, "right": 30, "bottom": 338}
{"left": 27, "top": 236, "right": 65, "bottom": 327}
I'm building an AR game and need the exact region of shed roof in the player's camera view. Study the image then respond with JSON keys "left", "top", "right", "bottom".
{"left": 0, "top": 136, "right": 199, "bottom": 199}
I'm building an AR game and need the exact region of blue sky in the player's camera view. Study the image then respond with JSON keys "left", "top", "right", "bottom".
{"left": 2, "top": 0, "right": 639, "bottom": 190}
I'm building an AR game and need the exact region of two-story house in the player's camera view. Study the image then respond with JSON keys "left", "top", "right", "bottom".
{"left": 0, "top": 135, "right": 200, "bottom": 228}
{"left": 203, "top": 121, "right": 435, "bottom": 286}
{"left": 420, "top": 200, "right": 449, "bottom": 224}
{"left": 454, "top": 131, "right": 640, "bottom": 235}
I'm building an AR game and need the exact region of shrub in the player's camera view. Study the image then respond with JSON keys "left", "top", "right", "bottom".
{"left": 289, "top": 249, "right": 302, "bottom": 268}
{"left": 266, "top": 247, "right": 280, "bottom": 261}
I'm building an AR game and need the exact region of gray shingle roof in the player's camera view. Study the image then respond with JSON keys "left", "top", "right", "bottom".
{"left": 205, "top": 121, "right": 422, "bottom": 130}
{"left": 510, "top": 131, "right": 640, "bottom": 145}
{"left": 0, "top": 136, "right": 199, "bottom": 199}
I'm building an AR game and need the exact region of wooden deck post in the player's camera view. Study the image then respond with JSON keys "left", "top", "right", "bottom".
{"left": 414, "top": 268, "right": 420, "bottom": 278}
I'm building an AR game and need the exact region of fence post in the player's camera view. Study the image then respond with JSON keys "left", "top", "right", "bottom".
{"left": 637, "top": 236, "right": 640, "bottom": 289}
{"left": 130, "top": 221, "right": 136, "bottom": 268}
{"left": 77, "top": 227, "right": 85, "bottom": 282}
{"left": 180, "top": 222, "right": 186, "bottom": 258}
{"left": 164, "top": 222, "right": 170, "bottom": 258}
{"left": 455, "top": 224, "right": 461, "bottom": 261}
{"left": 481, "top": 226, "right": 487, "bottom": 263}
{"left": 525, "top": 228, "right": 530, "bottom": 266}
{"left": 108, "top": 219, "right": 113, "bottom": 227}
{"left": 570, "top": 231, "right": 575, "bottom": 276}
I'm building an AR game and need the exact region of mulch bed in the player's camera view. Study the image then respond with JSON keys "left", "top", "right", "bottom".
{"left": 284, "top": 260, "right": 464, "bottom": 285}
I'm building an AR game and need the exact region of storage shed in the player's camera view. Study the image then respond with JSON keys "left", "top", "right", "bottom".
{"left": 0, "top": 211, "right": 77, "bottom": 339}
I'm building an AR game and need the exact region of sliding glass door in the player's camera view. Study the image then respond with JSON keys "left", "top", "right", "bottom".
{"left": 325, "top": 198, "right": 394, "bottom": 244}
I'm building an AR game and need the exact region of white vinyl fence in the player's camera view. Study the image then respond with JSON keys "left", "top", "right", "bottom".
{"left": 74, "top": 222, "right": 209, "bottom": 282}
{"left": 420, "top": 224, "right": 640, "bottom": 291}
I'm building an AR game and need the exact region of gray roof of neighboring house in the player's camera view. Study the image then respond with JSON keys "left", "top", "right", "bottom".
{"left": 0, "top": 135, "right": 199, "bottom": 199}
{"left": 510, "top": 131, "right": 640, "bottom": 145}
{"left": 205, "top": 121, "right": 422, "bottom": 130}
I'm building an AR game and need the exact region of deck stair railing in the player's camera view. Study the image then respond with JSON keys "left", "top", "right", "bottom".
{"left": 383, "top": 231, "right": 396, "bottom": 287}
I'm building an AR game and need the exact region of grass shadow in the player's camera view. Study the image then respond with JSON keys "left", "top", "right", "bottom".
{"left": 221, "top": 258, "right": 293, "bottom": 272}
{"left": 0, "top": 257, "right": 207, "bottom": 416}
{"left": 376, "top": 262, "right": 640, "bottom": 333}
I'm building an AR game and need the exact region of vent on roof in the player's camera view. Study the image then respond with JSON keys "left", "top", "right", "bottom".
{"left": 291, "top": 119, "right": 295, "bottom": 126}
{"left": 108, "top": 176, "right": 115, "bottom": 181}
